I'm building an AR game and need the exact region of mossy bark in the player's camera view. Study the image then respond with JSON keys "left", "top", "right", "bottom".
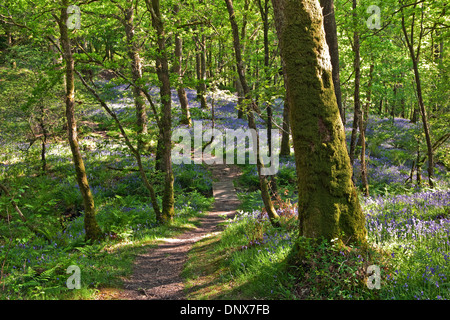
{"left": 272, "top": 0, "right": 367, "bottom": 244}
{"left": 59, "top": 1, "right": 103, "bottom": 241}
{"left": 147, "top": 0, "right": 175, "bottom": 223}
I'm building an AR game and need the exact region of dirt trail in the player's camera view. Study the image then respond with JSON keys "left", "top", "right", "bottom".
{"left": 103, "top": 164, "right": 241, "bottom": 300}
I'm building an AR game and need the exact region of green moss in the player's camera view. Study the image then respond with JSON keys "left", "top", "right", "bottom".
{"left": 279, "top": 0, "right": 367, "bottom": 245}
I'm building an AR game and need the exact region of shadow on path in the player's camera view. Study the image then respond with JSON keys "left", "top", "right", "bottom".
{"left": 107, "top": 164, "right": 241, "bottom": 300}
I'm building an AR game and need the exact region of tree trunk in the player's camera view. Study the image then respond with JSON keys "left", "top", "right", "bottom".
{"left": 173, "top": 5, "right": 191, "bottom": 126}
{"left": 39, "top": 103, "right": 48, "bottom": 173}
{"left": 272, "top": 0, "right": 366, "bottom": 244}
{"left": 258, "top": 0, "right": 273, "bottom": 157}
{"left": 359, "top": 107, "right": 369, "bottom": 196}
{"left": 273, "top": 6, "right": 291, "bottom": 157}
{"left": 279, "top": 88, "right": 291, "bottom": 156}
{"left": 225, "top": 0, "right": 280, "bottom": 226}
{"left": 76, "top": 70, "right": 162, "bottom": 219}
{"left": 58, "top": 0, "right": 102, "bottom": 241}
{"left": 122, "top": 2, "right": 148, "bottom": 152}
{"left": 146, "top": 0, "right": 175, "bottom": 223}
{"left": 200, "top": 33, "right": 208, "bottom": 109}
{"left": 400, "top": 4, "right": 434, "bottom": 187}
{"left": 195, "top": 33, "right": 208, "bottom": 109}
{"left": 349, "top": 0, "right": 360, "bottom": 169}
{"left": 320, "top": 0, "right": 344, "bottom": 124}
{"left": 235, "top": 74, "right": 245, "bottom": 119}
{"left": 359, "top": 63, "right": 374, "bottom": 197}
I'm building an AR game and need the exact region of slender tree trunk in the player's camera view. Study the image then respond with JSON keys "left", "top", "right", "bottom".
{"left": 58, "top": 0, "right": 102, "bottom": 241}
{"left": 273, "top": 6, "right": 291, "bottom": 157}
{"left": 400, "top": 4, "right": 434, "bottom": 188}
{"left": 320, "top": 0, "right": 344, "bottom": 124}
{"left": 359, "top": 63, "right": 373, "bottom": 197}
{"left": 225, "top": 0, "right": 280, "bottom": 226}
{"left": 280, "top": 88, "right": 291, "bottom": 156}
{"left": 349, "top": 0, "right": 360, "bottom": 169}
{"left": 236, "top": 0, "right": 249, "bottom": 119}
{"left": 272, "top": 0, "right": 366, "bottom": 244}
{"left": 122, "top": 2, "right": 148, "bottom": 152}
{"left": 258, "top": 0, "right": 272, "bottom": 156}
{"left": 379, "top": 98, "right": 383, "bottom": 115}
{"left": 146, "top": 0, "right": 175, "bottom": 223}
{"left": 39, "top": 103, "right": 48, "bottom": 173}
{"left": 200, "top": 33, "right": 208, "bottom": 109}
{"left": 235, "top": 74, "right": 245, "bottom": 119}
{"left": 359, "top": 108, "right": 369, "bottom": 196}
{"left": 76, "top": 70, "right": 162, "bottom": 219}
{"left": 173, "top": 5, "right": 191, "bottom": 126}
{"left": 195, "top": 33, "right": 208, "bottom": 109}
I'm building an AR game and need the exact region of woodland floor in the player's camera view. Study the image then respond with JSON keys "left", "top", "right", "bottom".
{"left": 96, "top": 163, "right": 241, "bottom": 300}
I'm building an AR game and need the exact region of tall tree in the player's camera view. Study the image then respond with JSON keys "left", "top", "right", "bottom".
{"left": 56, "top": 0, "right": 102, "bottom": 241}
{"left": 145, "top": 0, "right": 175, "bottom": 223}
{"left": 349, "top": 0, "right": 361, "bottom": 169}
{"left": 257, "top": 0, "right": 274, "bottom": 158}
{"left": 121, "top": 0, "right": 148, "bottom": 151}
{"left": 225, "top": 0, "right": 280, "bottom": 226}
{"left": 400, "top": 1, "right": 434, "bottom": 188}
{"left": 172, "top": 4, "right": 192, "bottom": 126}
{"left": 272, "top": 0, "right": 367, "bottom": 244}
{"left": 320, "top": 0, "right": 344, "bottom": 124}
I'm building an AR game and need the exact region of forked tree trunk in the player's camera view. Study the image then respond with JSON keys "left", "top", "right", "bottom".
{"left": 76, "top": 70, "right": 162, "bottom": 219}
{"left": 400, "top": 4, "right": 434, "bottom": 188}
{"left": 225, "top": 0, "right": 280, "bottom": 225}
{"left": 58, "top": 0, "right": 102, "bottom": 241}
{"left": 272, "top": 0, "right": 366, "bottom": 244}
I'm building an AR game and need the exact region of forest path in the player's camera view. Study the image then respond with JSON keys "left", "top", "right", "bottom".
{"left": 99, "top": 163, "right": 241, "bottom": 300}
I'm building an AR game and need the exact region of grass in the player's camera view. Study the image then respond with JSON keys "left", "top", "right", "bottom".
{"left": 183, "top": 113, "right": 450, "bottom": 301}
{"left": 1, "top": 65, "right": 449, "bottom": 300}
{"left": 0, "top": 123, "right": 214, "bottom": 299}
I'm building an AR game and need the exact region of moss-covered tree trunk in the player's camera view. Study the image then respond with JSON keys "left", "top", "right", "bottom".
{"left": 272, "top": 0, "right": 366, "bottom": 244}
{"left": 146, "top": 0, "right": 175, "bottom": 223}
{"left": 58, "top": 1, "right": 102, "bottom": 241}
